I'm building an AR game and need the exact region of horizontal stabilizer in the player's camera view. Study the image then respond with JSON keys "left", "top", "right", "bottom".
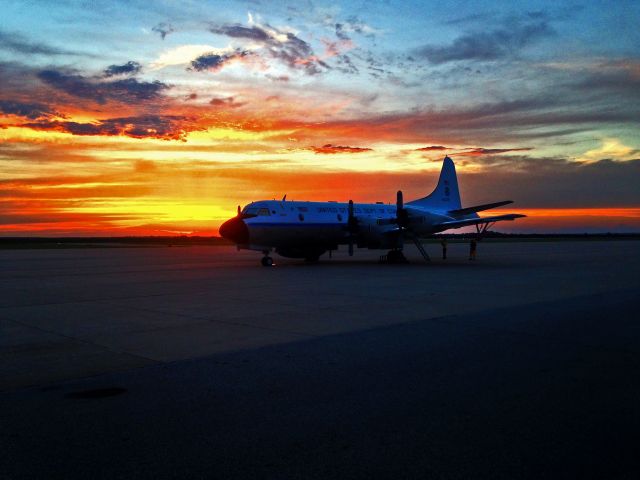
{"left": 439, "top": 213, "right": 526, "bottom": 230}
{"left": 448, "top": 200, "right": 513, "bottom": 216}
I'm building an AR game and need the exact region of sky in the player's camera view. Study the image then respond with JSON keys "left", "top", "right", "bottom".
{"left": 1, "top": 0, "right": 639, "bottom": 235}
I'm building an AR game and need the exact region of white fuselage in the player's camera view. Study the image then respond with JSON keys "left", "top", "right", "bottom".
{"left": 240, "top": 199, "right": 453, "bottom": 252}
{"left": 219, "top": 157, "right": 523, "bottom": 262}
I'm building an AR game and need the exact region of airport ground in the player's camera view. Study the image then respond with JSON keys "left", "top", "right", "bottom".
{"left": 1, "top": 240, "right": 639, "bottom": 478}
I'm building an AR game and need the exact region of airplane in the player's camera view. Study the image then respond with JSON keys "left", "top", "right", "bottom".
{"left": 219, "top": 156, "right": 525, "bottom": 266}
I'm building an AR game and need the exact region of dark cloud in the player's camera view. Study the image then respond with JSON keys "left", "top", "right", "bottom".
{"left": 457, "top": 157, "right": 640, "bottom": 208}
{"left": 573, "top": 63, "right": 640, "bottom": 97}
{"left": 189, "top": 50, "right": 251, "bottom": 72}
{"left": 311, "top": 144, "right": 372, "bottom": 154}
{"left": 445, "top": 7, "right": 580, "bottom": 27}
{"left": 416, "top": 145, "right": 448, "bottom": 151}
{"left": 21, "top": 115, "right": 197, "bottom": 141}
{"left": 0, "top": 30, "right": 78, "bottom": 56}
{"left": 457, "top": 147, "right": 533, "bottom": 156}
{"left": 103, "top": 61, "right": 142, "bottom": 77}
{"left": 152, "top": 22, "right": 174, "bottom": 40}
{"left": 209, "top": 96, "right": 245, "bottom": 108}
{"left": 265, "top": 74, "right": 289, "bottom": 82}
{"left": 325, "top": 101, "right": 542, "bottom": 141}
{"left": 185, "top": 93, "right": 198, "bottom": 101}
{"left": 415, "top": 21, "right": 554, "bottom": 64}
{"left": 304, "top": 94, "right": 639, "bottom": 145}
{"left": 335, "top": 23, "right": 350, "bottom": 41}
{"left": 334, "top": 53, "right": 359, "bottom": 74}
{"left": 335, "top": 16, "right": 376, "bottom": 40}
{"left": 0, "top": 100, "right": 60, "bottom": 120}
{"left": 351, "top": 49, "right": 387, "bottom": 79}
{"left": 275, "top": 32, "right": 329, "bottom": 74}
{"left": 209, "top": 23, "right": 328, "bottom": 75}
{"left": 210, "top": 25, "right": 270, "bottom": 42}
{"left": 38, "top": 69, "right": 169, "bottom": 104}
{"left": 444, "top": 12, "right": 494, "bottom": 25}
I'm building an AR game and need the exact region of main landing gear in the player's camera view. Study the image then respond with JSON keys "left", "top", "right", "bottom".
{"left": 261, "top": 251, "right": 274, "bottom": 267}
{"left": 379, "top": 249, "right": 408, "bottom": 264}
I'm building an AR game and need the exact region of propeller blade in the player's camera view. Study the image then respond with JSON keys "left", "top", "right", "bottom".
{"left": 396, "top": 190, "right": 409, "bottom": 229}
{"left": 396, "top": 190, "right": 407, "bottom": 249}
{"left": 348, "top": 200, "right": 355, "bottom": 256}
{"left": 237, "top": 205, "right": 241, "bottom": 216}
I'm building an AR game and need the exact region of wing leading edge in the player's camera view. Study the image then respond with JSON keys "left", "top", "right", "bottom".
{"left": 438, "top": 213, "right": 526, "bottom": 230}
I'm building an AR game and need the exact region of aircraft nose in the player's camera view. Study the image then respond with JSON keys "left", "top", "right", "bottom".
{"left": 219, "top": 216, "right": 249, "bottom": 244}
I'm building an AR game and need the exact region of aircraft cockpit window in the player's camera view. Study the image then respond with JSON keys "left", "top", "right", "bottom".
{"left": 242, "top": 207, "right": 260, "bottom": 215}
{"left": 257, "top": 208, "right": 271, "bottom": 216}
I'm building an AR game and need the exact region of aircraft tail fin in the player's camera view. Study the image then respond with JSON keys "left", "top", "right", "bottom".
{"left": 407, "top": 156, "right": 462, "bottom": 211}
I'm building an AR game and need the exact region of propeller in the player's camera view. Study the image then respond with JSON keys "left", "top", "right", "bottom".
{"left": 395, "top": 191, "right": 429, "bottom": 262}
{"left": 235, "top": 205, "right": 257, "bottom": 220}
{"left": 347, "top": 199, "right": 358, "bottom": 256}
{"left": 395, "top": 190, "right": 409, "bottom": 249}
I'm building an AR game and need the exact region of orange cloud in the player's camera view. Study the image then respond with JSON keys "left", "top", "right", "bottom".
{"left": 310, "top": 144, "right": 373, "bottom": 154}
{"left": 416, "top": 145, "right": 448, "bottom": 151}
{"left": 456, "top": 147, "right": 533, "bottom": 156}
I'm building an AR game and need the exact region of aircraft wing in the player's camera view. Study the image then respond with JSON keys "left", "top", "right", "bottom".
{"left": 447, "top": 200, "right": 513, "bottom": 216}
{"left": 438, "top": 213, "right": 526, "bottom": 230}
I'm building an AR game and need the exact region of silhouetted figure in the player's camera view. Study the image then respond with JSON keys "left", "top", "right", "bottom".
{"left": 441, "top": 238, "right": 447, "bottom": 259}
{"left": 469, "top": 239, "right": 477, "bottom": 261}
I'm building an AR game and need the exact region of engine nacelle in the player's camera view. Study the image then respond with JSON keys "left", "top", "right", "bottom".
{"left": 357, "top": 217, "right": 398, "bottom": 249}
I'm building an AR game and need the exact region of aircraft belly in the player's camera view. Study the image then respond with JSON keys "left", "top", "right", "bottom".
{"left": 248, "top": 224, "right": 344, "bottom": 248}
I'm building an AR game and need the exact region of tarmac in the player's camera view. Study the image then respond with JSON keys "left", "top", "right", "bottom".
{"left": 1, "top": 241, "right": 639, "bottom": 478}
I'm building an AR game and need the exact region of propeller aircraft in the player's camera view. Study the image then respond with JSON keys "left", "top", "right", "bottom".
{"left": 219, "top": 156, "right": 525, "bottom": 266}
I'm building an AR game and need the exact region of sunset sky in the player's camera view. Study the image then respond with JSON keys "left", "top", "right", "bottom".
{"left": 1, "top": 0, "right": 639, "bottom": 235}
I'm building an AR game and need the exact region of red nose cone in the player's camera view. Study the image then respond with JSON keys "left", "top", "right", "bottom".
{"left": 219, "top": 217, "right": 249, "bottom": 244}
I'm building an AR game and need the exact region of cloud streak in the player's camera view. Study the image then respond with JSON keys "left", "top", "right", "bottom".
{"left": 0, "top": 100, "right": 61, "bottom": 120}
{"left": 457, "top": 147, "right": 533, "bottom": 156}
{"left": 0, "top": 30, "right": 80, "bottom": 56}
{"left": 415, "top": 20, "right": 555, "bottom": 64}
{"left": 310, "top": 144, "right": 372, "bottom": 154}
{"left": 416, "top": 145, "right": 447, "bottom": 151}
{"left": 21, "top": 115, "right": 198, "bottom": 141}
{"left": 103, "top": 61, "right": 142, "bottom": 77}
{"left": 152, "top": 22, "right": 174, "bottom": 40}
{"left": 189, "top": 50, "right": 253, "bottom": 72}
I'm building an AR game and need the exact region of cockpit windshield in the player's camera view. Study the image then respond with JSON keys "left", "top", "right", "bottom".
{"left": 242, "top": 206, "right": 270, "bottom": 216}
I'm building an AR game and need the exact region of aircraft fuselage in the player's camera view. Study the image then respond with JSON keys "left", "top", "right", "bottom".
{"left": 220, "top": 199, "right": 452, "bottom": 258}
{"left": 218, "top": 156, "right": 524, "bottom": 263}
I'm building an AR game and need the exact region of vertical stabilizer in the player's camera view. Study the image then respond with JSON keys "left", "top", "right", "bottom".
{"left": 407, "top": 156, "right": 462, "bottom": 211}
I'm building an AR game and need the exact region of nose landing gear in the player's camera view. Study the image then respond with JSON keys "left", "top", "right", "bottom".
{"left": 261, "top": 250, "right": 274, "bottom": 267}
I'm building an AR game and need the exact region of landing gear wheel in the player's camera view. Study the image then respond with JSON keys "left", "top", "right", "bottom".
{"left": 261, "top": 256, "right": 274, "bottom": 267}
